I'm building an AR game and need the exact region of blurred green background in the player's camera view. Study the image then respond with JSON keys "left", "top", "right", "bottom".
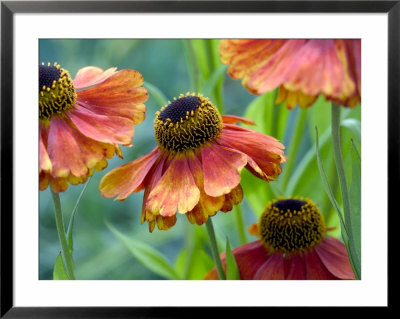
{"left": 39, "top": 39, "right": 361, "bottom": 280}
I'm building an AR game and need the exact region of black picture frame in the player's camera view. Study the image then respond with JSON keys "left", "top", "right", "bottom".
{"left": 1, "top": 1, "right": 395, "bottom": 317}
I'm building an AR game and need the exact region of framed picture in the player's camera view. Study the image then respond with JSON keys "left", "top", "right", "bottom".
{"left": 1, "top": 0, "right": 395, "bottom": 317}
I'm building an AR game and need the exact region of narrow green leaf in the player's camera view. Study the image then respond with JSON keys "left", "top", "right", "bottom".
{"left": 225, "top": 238, "right": 240, "bottom": 280}
{"left": 67, "top": 178, "right": 91, "bottom": 253}
{"left": 143, "top": 81, "right": 168, "bottom": 106}
{"left": 190, "top": 40, "right": 212, "bottom": 79}
{"left": 315, "top": 127, "right": 348, "bottom": 240}
{"left": 53, "top": 253, "right": 69, "bottom": 280}
{"left": 105, "top": 220, "right": 180, "bottom": 280}
{"left": 349, "top": 140, "right": 361, "bottom": 261}
{"left": 341, "top": 118, "right": 361, "bottom": 145}
{"left": 287, "top": 128, "right": 330, "bottom": 196}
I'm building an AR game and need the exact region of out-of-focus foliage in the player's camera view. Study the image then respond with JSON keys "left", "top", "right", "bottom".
{"left": 39, "top": 39, "right": 361, "bottom": 280}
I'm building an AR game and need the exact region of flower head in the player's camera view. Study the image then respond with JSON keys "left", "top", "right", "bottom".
{"left": 100, "top": 93, "right": 286, "bottom": 232}
{"left": 205, "top": 197, "right": 355, "bottom": 279}
{"left": 39, "top": 63, "right": 148, "bottom": 192}
{"left": 219, "top": 39, "right": 361, "bottom": 109}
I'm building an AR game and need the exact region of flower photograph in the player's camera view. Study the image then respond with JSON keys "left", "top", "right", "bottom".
{"left": 39, "top": 39, "right": 361, "bottom": 280}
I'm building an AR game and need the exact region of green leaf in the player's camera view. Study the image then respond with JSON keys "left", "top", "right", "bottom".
{"left": 349, "top": 140, "right": 361, "bottom": 261}
{"left": 175, "top": 248, "right": 214, "bottom": 280}
{"left": 225, "top": 238, "right": 240, "bottom": 280}
{"left": 200, "top": 64, "right": 227, "bottom": 98}
{"left": 105, "top": 220, "right": 180, "bottom": 280}
{"left": 242, "top": 92, "right": 275, "bottom": 134}
{"left": 53, "top": 253, "right": 69, "bottom": 280}
{"left": 287, "top": 128, "right": 330, "bottom": 195}
{"left": 241, "top": 169, "right": 273, "bottom": 218}
{"left": 315, "top": 127, "right": 348, "bottom": 240}
{"left": 143, "top": 81, "right": 168, "bottom": 106}
{"left": 341, "top": 118, "right": 361, "bottom": 145}
{"left": 190, "top": 39, "right": 212, "bottom": 79}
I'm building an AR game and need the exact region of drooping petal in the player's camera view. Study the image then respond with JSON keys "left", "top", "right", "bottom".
{"left": 77, "top": 100, "right": 146, "bottom": 126}
{"left": 219, "top": 39, "right": 286, "bottom": 87}
{"left": 304, "top": 249, "right": 336, "bottom": 280}
{"left": 201, "top": 144, "right": 247, "bottom": 197}
{"left": 77, "top": 69, "right": 148, "bottom": 108}
{"left": 248, "top": 39, "right": 307, "bottom": 94}
{"left": 204, "top": 240, "right": 270, "bottom": 280}
{"left": 39, "top": 172, "right": 50, "bottom": 191}
{"left": 314, "top": 237, "right": 355, "bottom": 279}
{"left": 141, "top": 155, "right": 168, "bottom": 232}
{"left": 68, "top": 104, "right": 134, "bottom": 145}
{"left": 73, "top": 66, "right": 117, "bottom": 89}
{"left": 156, "top": 215, "right": 177, "bottom": 231}
{"left": 220, "top": 39, "right": 361, "bottom": 108}
{"left": 47, "top": 118, "right": 93, "bottom": 178}
{"left": 285, "top": 254, "right": 307, "bottom": 280}
{"left": 39, "top": 126, "right": 52, "bottom": 173}
{"left": 146, "top": 156, "right": 200, "bottom": 217}
{"left": 99, "top": 148, "right": 161, "bottom": 200}
{"left": 220, "top": 184, "right": 243, "bottom": 212}
{"left": 51, "top": 177, "right": 69, "bottom": 193}
{"left": 217, "top": 125, "right": 285, "bottom": 181}
{"left": 253, "top": 253, "right": 285, "bottom": 280}
{"left": 186, "top": 154, "right": 225, "bottom": 225}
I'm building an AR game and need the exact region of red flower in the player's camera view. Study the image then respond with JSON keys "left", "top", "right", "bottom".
{"left": 39, "top": 63, "right": 148, "bottom": 192}
{"left": 219, "top": 39, "right": 361, "bottom": 109}
{"left": 205, "top": 198, "right": 355, "bottom": 280}
{"left": 100, "top": 93, "right": 286, "bottom": 232}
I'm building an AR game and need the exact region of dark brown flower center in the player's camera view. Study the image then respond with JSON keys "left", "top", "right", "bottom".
{"left": 154, "top": 93, "right": 222, "bottom": 153}
{"left": 258, "top": 198, "right": 326, "bottom": 254}
{"left": 39, "top": 63, "right": 76, "bottom": 121}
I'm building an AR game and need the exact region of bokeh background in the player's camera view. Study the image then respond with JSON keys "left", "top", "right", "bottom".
{"left": 39, "top": 39, "right": 361, "bottom": 280}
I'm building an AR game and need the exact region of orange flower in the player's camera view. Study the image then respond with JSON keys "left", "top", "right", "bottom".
{"left": 100, "top": 93, "right": 286, "bottom": 232}
{"left": 39, "top": 63, "right": 148, "bottom": 192}
{"left": 205, "top": 197, "right": 355, "bottom": 280}
{"left": 219, "top": 39, "right": 361, "bottom": 109}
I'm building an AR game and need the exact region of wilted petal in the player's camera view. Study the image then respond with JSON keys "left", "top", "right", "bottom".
{"left": 68, "top": 104, "right": 134, "bottom": 145}
{"left": 201, "top": 144, "right": 247, "bottom": 197}
{"left": 147, "top": 156, "right": 200, "bottom": 217}
{"left": 99, "top": 148, "right": 161, "bottom": 200}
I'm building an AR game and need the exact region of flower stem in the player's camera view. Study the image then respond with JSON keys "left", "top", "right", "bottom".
{"left": 205, "top": 218, "right": 226, "bottom": 280}
{"left": 331, "top": 103, "right": 361, "bottom": 279}
{"left": 234, "top": 204, "right": 247, "bottom": 245}
{"left": 50, "top": 187, "right": 75, "bottom": 280}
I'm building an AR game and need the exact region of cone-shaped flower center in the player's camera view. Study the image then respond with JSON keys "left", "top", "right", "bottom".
{"left": 154, "top": 93, "right": 222, "bottom": 153}
{"left": 258, "top": 198, "right": 326, "bottom": 254}
{"left": 39, "top": 62, "right": 76, "bottom": 121}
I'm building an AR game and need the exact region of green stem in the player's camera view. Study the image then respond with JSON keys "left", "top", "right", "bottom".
{"left": 50, "top": 187, "right": 75, "bottom": 280}
{"left": 331, "top": 103, "right": 361, "bottom": 279}
{"left": 205, "top": 218, "right": 226, "bottom": 280}
{"left": 234, "top": 204, "right": 247, "bottom": 245}
{"left": 281, "top": 109, "right": 308, "bottom": 189}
